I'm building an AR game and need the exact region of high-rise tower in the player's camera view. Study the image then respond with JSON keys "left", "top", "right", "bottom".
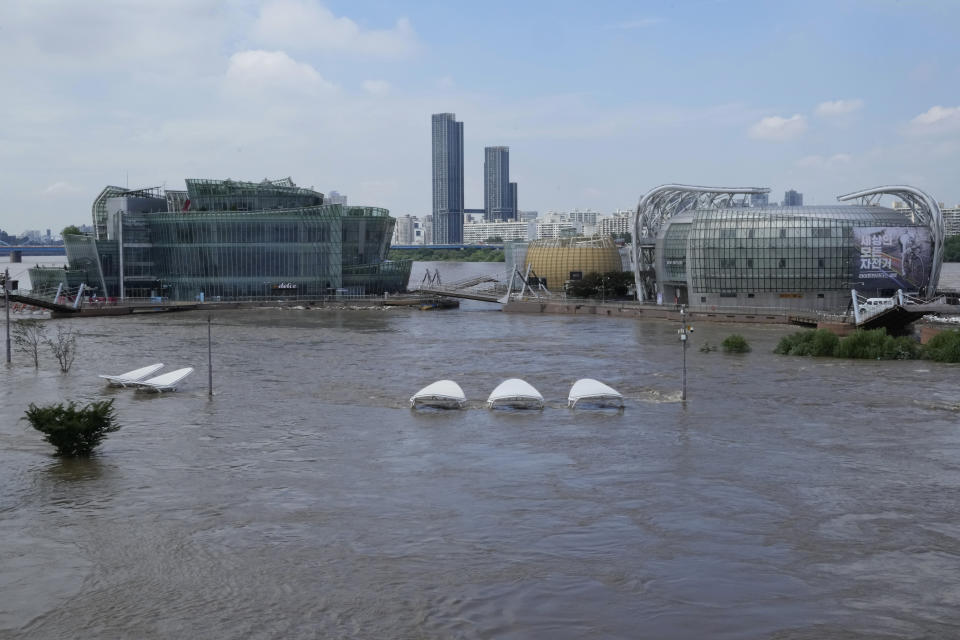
{"left": 484, "top": 146, "right": 514, "bottom": 221}
{"left": 431, "top": 113, "right": 464, "bottom": 243}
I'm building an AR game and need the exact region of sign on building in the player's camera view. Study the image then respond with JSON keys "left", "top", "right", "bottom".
{"left": 853, "top": 227, "right": 931, "bottom": 291}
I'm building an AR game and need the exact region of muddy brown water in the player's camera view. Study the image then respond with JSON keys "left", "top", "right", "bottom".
{"left": 1, "top": 261, "right": 959, "bottom": 638}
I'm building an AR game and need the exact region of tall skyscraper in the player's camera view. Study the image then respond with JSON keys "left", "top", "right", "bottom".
{"left": 432, "top": 113, "right": 464, "bottom": 244}
{"left": 784, "top": 189, "right": 803, "bottom": 206}
{"left": 484, "top": 146, "right": 514, "bottom": 221}
{"left": 509, "top": 182, "right": 518, "bottom": 219}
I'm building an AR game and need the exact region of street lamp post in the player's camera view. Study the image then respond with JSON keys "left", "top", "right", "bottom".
{"left": 678, "top": 305, "right": 692, "bottom": 401}
{"left": 5, "top": 268, "right": 10, "bottom": 364}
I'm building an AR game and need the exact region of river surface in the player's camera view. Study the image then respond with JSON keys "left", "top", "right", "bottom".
{"left": 1, "top": 261, "right": 960, "bottom": 639}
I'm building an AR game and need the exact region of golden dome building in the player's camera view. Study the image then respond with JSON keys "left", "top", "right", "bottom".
{"left": 524, "top": 236, "right": 624, "bottom": 292}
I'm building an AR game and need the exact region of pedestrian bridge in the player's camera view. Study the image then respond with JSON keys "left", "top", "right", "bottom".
{"left": 416, "top": 271, "right": 509, "bottom": 303}
{"left": 852, "top": 290, "right": 960, "bottom": 334}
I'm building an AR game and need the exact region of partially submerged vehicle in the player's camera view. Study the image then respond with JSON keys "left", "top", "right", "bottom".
{"left": 98, "top": 363, "right": 164, "bottom": 387}
{"left": 568, "top": 378, "right": 624, "bottom": 409}
{"left": 410, "top": 380, "right": 467, "bottom": 409}
{"left": 133, "top": 367, "right": 195, "bottom": 393}
{"left": 487, "top": 378, "right": 544, "bottom": 410}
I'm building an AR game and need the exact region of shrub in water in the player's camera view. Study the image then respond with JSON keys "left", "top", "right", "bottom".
{"left": 24, "top": 400, "right": 119, "bottom": 457}
{"left": 834, "top": 329, "right": 919, "bottom": 360}
{"left": 722, "top": 334, "right": 751, "bottom": 353}
{"left": 922, "top": 329, "right": 960, "bottom": 363}
{"left": 774, "top": 329, "right": 839, "bottom": 356}
{"left": 808, "top": 329, "right": 840, "bottom": 357}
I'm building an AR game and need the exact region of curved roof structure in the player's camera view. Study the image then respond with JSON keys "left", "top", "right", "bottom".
{"left": 487, "top": 378, "right": 544, "bottom": 410}
{"left": 837, "top": 185, "right": 944, "bottom": 293}
{"left": 568, "top": 378, "right": 624, "bottom": 409}
{"left": 410, "top": 380, "right": 467, "bottom": 409}
{"left": 632, "top": 183, "right": 944, "bottom": 300}
{"left": 633, "top": 185, "right": 768, "bottom": 301}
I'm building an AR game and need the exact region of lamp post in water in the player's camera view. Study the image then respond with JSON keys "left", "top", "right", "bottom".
{"left": 207, "top": 314, "right": 213, "bottom": 397}
{"left": 678, "top": 305, "right": 692, "bottom": 401}
{"left": 4, "top": 268, "right": 10, "bottom": 364}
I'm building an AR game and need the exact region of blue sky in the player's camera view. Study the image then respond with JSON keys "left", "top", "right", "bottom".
{"left": 1, "top": 0, "right": 959, "bottom": 233}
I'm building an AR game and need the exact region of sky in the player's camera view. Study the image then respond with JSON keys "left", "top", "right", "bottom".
{"left": 1, "top": 0, "right": 959, "bottom": 234}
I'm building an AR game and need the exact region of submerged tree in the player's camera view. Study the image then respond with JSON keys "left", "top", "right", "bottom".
{"left": 13, "top": 318, "right": 48, "bottom": 367}
{"left": 24, "top": 400, "right": 119, "bottom": 457}
{"left": 722, "top": 334, "right": 751, "bottom": 353}
{"left": 47, "top": 326, "right": 78, "bottom": 373}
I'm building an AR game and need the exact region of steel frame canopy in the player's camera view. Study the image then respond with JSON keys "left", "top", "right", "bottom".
{"left": 837, "top": 185, "right": 944, "bottom": 295}
{"left": 632, "top": 184, "right": 769, "bottom": 301}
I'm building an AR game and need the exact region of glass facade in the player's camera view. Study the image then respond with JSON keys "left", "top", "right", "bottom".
{"left": 663, "top": 205, "right": 930, "bottom": 299}
{"left": 661, "top": 223, "right": 690, "bottom": 283}
{"left": 48, "top": 178, "right": 409, "bottom": 300}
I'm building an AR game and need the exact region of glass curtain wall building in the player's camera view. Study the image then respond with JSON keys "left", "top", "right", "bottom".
{"left": 484, "top": 146, "right": 514, "bottom": 221}
{"left": 638, "top": 184, "right": 943, "bottom": 311}
{"left": 43, "top": 178, "right": 409, "bottom": 300}
{"left": 432, "top": 113, "right": 464, "bottom": 244}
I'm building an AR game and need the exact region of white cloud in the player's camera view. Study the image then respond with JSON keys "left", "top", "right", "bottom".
{"left": 748, "top": 114, "right": 807, "bottom": 141}
{"left": 908, "top": 105, "right": 960, "bottom": 133}
{"left": 815, "top": 99, "right": 864, "bottom": 117}
{"left": 362, "top": 80, "right": 391, "bottom": 96}
{"left": 252, "top": 0, "right": 419, "bottom": 57}
{"left": 225, "top": 50, "right": 335, "bottom": 94}
{"left": 796, "top": 153, "right": 853, "bottom": 169}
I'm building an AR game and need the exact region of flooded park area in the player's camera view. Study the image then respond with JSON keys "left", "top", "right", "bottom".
{"left": 1, "top": 260, "right": 959, "bottom": 638}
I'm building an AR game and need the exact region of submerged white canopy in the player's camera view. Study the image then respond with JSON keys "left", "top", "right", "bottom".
{"left": 99, "top": 363, "right": 164, "bottom": 387}
{"left": 133, "top": 367, "right": 194, "bottom": 393}
{"left": 568, "top": 378, "right": 624, "bottom": 409}
{"left": 487, "top": 378, "right": 544, "bottom": 410}
{"left": 410, "top": 380, "right": 467, "bottom": 409}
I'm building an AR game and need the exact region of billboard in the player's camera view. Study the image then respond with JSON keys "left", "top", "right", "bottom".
{"left": 854, "top": 227, "right": 931, "bottom": 291}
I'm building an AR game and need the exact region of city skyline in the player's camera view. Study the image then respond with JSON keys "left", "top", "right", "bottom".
{"left": 1, "top": 0, "right": 959, "bottom": 231}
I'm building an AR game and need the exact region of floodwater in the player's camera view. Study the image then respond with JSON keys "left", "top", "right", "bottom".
{"left": 1, "top": 262, "right": 960, "bottom": 639}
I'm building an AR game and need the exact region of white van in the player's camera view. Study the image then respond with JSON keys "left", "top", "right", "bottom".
{"left": 858, "top": 297, "right": 895, "bottom": 315}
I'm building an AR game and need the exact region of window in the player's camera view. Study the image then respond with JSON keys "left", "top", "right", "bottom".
{"left": 778, "top": 258, "right": 787, "bottom": 268}
{"left": 779, "top": 229, "right": 787, "bottom": 238}
{"left": 812, "top": 228, "right": 831, "bottom": 238}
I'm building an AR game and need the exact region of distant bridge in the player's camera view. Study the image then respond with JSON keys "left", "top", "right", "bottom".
{"left": 0, "top": 245, "right": 66, "bottom": 256}
{"left": 416, "top": 271, "right": 509, "bottom": 303}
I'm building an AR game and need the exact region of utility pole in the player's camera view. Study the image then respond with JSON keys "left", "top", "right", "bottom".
{"left": 207, "top": 314, "right": 213, "bottom": 397}
{"left": 678, "top": 305, "right": 692, "bottom": 401}
{"left": 4, "top": 268, "right": 10, "bottom": 364}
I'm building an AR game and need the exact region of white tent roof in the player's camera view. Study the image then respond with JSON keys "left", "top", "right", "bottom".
{"left": 99, "top": 363, "right": 164, "bottom": 386}
{"left": 135, "top": 367, "right": 194, "bottom": 391}
{"left": 410, "top": 380, "right": 467, "bottom": 405}
{"left": 487, "top": 378, "right": 544, "bottom": 407}
{"left": 568, "top": 378, "right": 623, "bottom": 408}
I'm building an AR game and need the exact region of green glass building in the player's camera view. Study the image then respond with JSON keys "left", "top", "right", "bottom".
{"left": 47, "top": 178, "right": 409, "bottom": 300}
